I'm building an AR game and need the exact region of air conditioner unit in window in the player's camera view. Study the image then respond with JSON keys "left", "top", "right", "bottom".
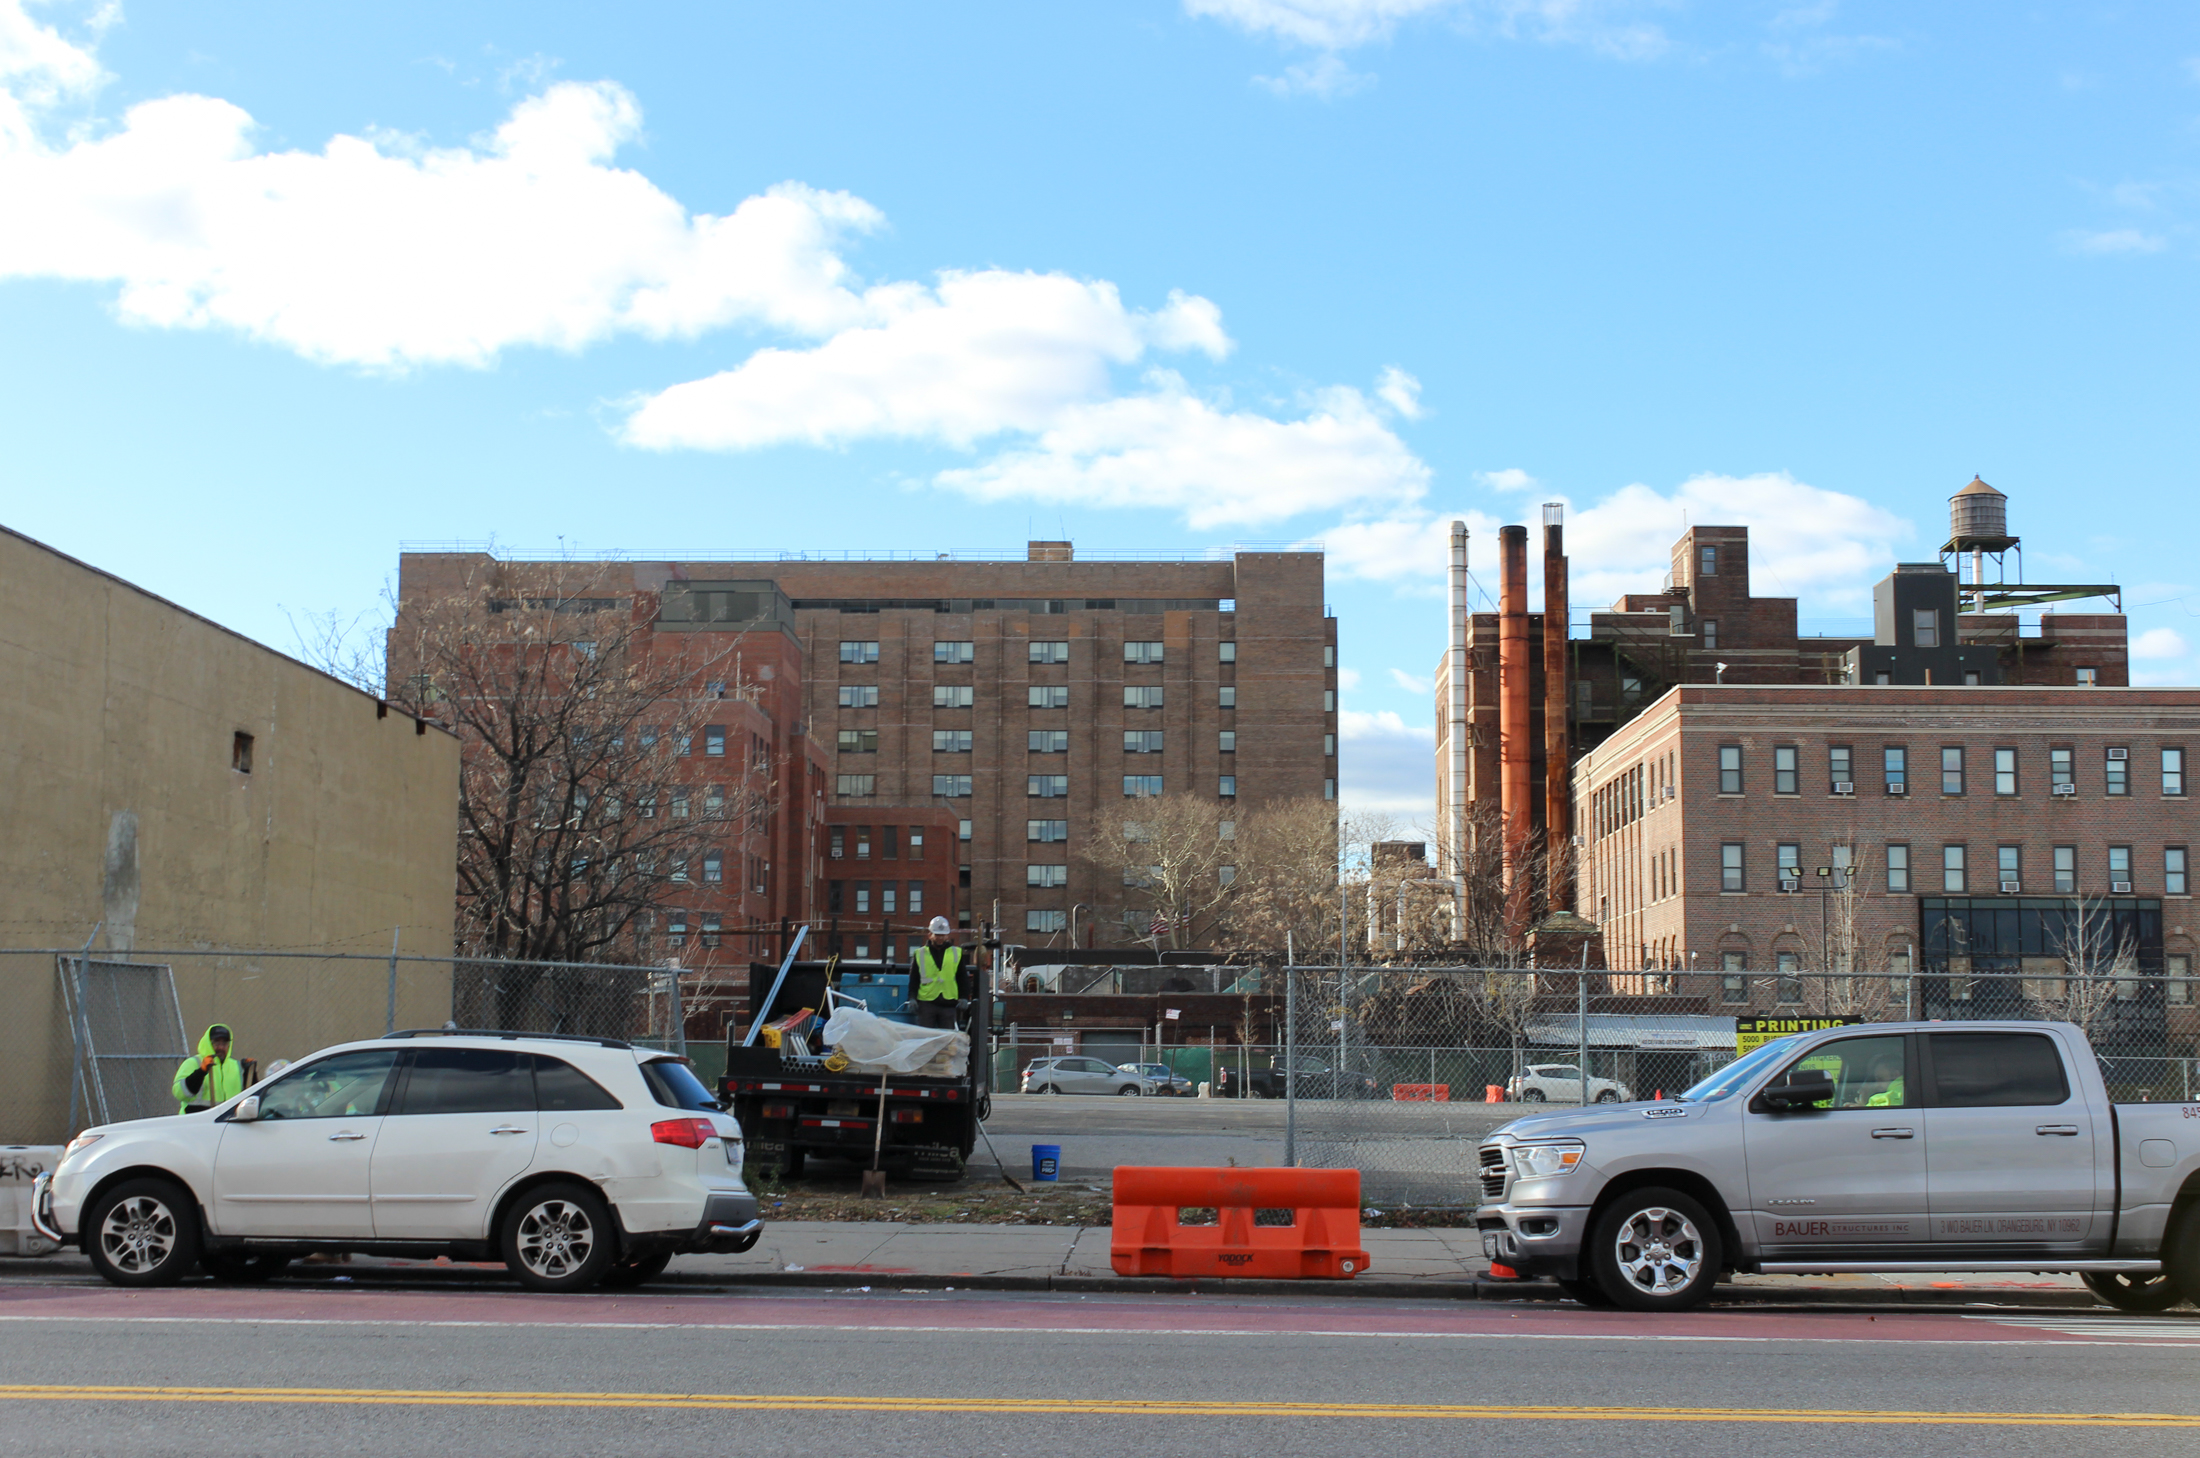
{"left": 2112, "top": 880, "right": 2134, "bottom": 894}
{"left": 2052, "top": 783, "right": 2077, "bottom": 796}
{"left": 1833, "top": 781, "right": 1855, "bottom": 795}
{"left": 1778, "top": 877, "right": 1801, "bottom": 893}
{"left": 1886, "top": 782, "right": 1907, "bottom": 795}
{"left": 2108, "top": 747, "right": 2129, "bottom": 761}
{"left": 2000, "top": 880, "right": 2020, "bottom": 894}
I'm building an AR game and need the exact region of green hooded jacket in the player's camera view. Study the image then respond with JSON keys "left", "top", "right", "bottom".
{"left": 172, "top": 1027, "right": 245, "bottom": 1114}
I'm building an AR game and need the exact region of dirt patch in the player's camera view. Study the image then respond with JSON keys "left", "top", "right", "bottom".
{"left": 749, "top": 1174, "right": 1114, "bottom": 1226}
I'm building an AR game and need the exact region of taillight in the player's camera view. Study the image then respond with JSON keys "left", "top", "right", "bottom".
{"left": 651, "top": 1117, "right": 716, "bottom": 1149}
{"left": 760, "top": 1102, "right": 796, "bottom": 1120}
{"left": 889, "top": 1109, "right": 924, "bottom": 1124}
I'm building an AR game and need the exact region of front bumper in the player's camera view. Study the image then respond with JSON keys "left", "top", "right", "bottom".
{"left": 1473, "top": 1201, "right": 1592, "bottom": 1280}
{"left": 30, "top": 1172, "right": 66, "bottom": 1245}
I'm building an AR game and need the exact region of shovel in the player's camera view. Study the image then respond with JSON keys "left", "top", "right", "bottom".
{"left": 860, "top": 1068, "right": 889, "bottom": 1199}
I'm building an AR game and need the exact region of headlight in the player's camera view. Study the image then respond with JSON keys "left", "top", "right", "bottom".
{"left": 61, "top": 1132, "right": 103, "bottom": 1162}
{"left": 1511, "top": 1142, "right": 1586, "bottom": 1178}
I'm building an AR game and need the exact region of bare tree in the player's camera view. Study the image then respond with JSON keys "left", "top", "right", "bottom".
{"left": 1222, "top": 797, "right": 1353, "bottom": 958}
{"left": 2046, "top": 897, "right": 2139, "bottom": 1040}
{"left": 1085, "top": 792, "right": 1239, "bottom": 951}
{"left": 1793, "top": 851, "right": 1898, "bottom": 1020}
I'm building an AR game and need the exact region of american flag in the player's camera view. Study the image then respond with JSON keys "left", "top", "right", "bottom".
{"left": 1149, "top": 910, "right": 1176, "bottom": 936}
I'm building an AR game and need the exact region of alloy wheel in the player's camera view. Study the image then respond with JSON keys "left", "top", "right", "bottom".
{"left": 98, "top": 1194, "right": 178, "bottom": 1276}
{"left": 515, "top": 1199, "right": 597, "bottom": 1281}
{"left": 1612, "top": 1206, "right": 1702, "bottom": 1297}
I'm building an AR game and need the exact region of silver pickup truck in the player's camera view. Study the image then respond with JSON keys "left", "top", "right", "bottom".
{"left": 1475, "top": 1019, "right": 2200, "bottom": 1312}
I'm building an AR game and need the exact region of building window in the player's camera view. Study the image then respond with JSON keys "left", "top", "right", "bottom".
{"left": 700, "top": 851, "right": 722, "bottom": 884}
{"left": 2076, "top": 667, "right": 2099, "bottom": 687}
{"left": 1324, "top": 690, "right": 1337, "bottom": 712}
{"left": 1699, "top": 619, "right": 1719, "bottom": 651}
{"left": 1124, "top": 730, "right": 1165, "bottom": 754}
{"left": 1323, "top": 778, "right": 1336, "bottom": 800}
{"left": 669, "top": 858, "right": 689, "bottom": 884}
{"left": 1998, "top": 845, "right": 2021, "bottom": 890}
{"left": 934, "top": 685, "right": 975, "bottom": 709}
{"left": 839, "top": 685, "right": 879, "bottom": 708}
{"left": 1323, "top": 645, "right": 1336, "bottom": 667}
{"left": 1029, "top": 775, "right": 1069, "bottom": 798}
{"left": 1777, "top": 844, "right": 1801, "bottom": 891}
{"left": 1124, "top": 641, "right": 1165, "bottom": 664}
{"left": 1029, "top": 819, "right": 1068, "bottom": 842}
{"left": 1219, "top": 686, "right": 1237, "bottom": 709}
{"left": 840, "top": 641, "right": 880, "bottom": 664}
{"left": 1774, "top": 746, "right": 1798, "bottom": 795}
{"left": 2166, "top": 847, "right": 2188, "bottom": 896}
{"left": 1029, "top": 730, "right": 1068, "bottom": 753}
{"left": 231, "top": 731, "right": 254, "bottom": 773}
{"left": 1218, "top": 864, "right": 1236, "bottom": 886}
{"left": 703, "top": 785, "right": 725, "bottom": 819}
{"left": 1942, "top": 844, "right": 1966, "bottom": 893}
{"left": 1125, "top": 775, "right": 1164, "bottom": 797}
{"left": 1884, "top": 746, "right": 1907, "bottom": 792}
{"left": 1913, "top": 609, "right": 1940, "bottom": 648}
{"left": 2050, "top": 747, "right": 2074, "bottom": 792}
{"left": 2109, "top": 845, "right": 2133, "bottom": 891}
{"left": 907, "top": 828, "right": 924, "bottom": 860}
{"left": 1028, "top": 864, "right": 1068, "bottom": 888}
{"left": 1776, "top": 953, "right": 1802, "bottom": 1003}
{"left": 1323, "top": 733, "right": 1336, "bottom": 756}
{"left": 1718, "top": 745, "right": 1742, "bottom": 794}
{"left": 1720, "top": 843, "right": 1744, "bottom": 892}
{"left": 907, "top": 882, "right": 923, "bottom": 914}
{"left": 670, "top": 788, "right": 690, "bottom": 820}
{"left": 2053, "top": 844, "right": 2077, "bottom": 894}
{"left": 1220, "top": 730, "right": 1237, "bottom": 753}
{"left": 2170, "top": 954, "right": 2192, "bottom": 1006}
{"left": 854, "top": 826, "right": 872, "bottom": 860}
{"left": 837, "top": 774, "right": 875, "bottom": 798}
{"left": 1994, "top": 748, "right": 2017, "bottom": 796}
{"left": 704, "top": 726, "right": 726, "bottom": 757}
{"left": 2165, "top": 748, "right": 2186, "bottom": 797}
{"left": 1939, "top": 746, "right": 1964, "bottom": 795}
{"left": 1886, "top": 843, "right": 1910, "bottom": 892}
{"left": 932, "top": 774, "right": 973, "bottom": 798}
{"left": 2106, "top": 748, "right": 2130, "bottom": 796}
{"left": 1029, "top": 686, "right": 1070, "bottom": 709}
{"left": 854, "top": 882, "right": 871, "bottom": 914}
{"left": 837, "top": 729, "right": 878, "bottom": 754}
{"left": 829, "top": 826, "right": 845, "bottom": 860}
{"left": 1026, "top": 909, "right": 1068, "bottom": 933}
{"left": 676, "top": 732, "right": 693, "bottom": 757}
{"left": 665, "top": 911, "right": 687, "bottom": 949}
{"left": 1699, "top": 544, "right": 1718, "bottom": 578}
{"left": 932, "top": 730, "right": 973, "bottom": 753}
{"left": 1030, "top": 640, "right": 1070, "bottom": 664}
{"left": 934, "top": 641, "right": 975, "bottom": 663}
{"left": 880, "top": 825, "right": 900, "bottom": 859}
{"left": 1829, "top": 746, "right": 1852, "bottom": 791}
{"left": 959, "top": 819, "right": 972, "bottom": 841}
{"left": 1219, "top": 641, "right": 1237, "bottom": 663}
{"left": 1219, "top": 776, "right": 1237, "bottom": 797}
{"left": 1124, "top": 686, "right": 1165, "bottom": 709}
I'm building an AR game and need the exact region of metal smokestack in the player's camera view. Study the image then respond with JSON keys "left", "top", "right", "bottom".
{"left": 1499, "top": 525, "right": 1531, "bottom": 926}
{"left": 1447, "top": 521, "right": 1470, "bottom": 941}
{"left": 1542, "top": 505, "right": 1570, "bottom": 912}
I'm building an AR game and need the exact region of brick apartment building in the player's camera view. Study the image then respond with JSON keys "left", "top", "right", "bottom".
{"left": 397, "top": 543, "right": 1335, "bottom": 961}
{"left": 1573, "top": 684, "right": 2197, "bottom": 1049}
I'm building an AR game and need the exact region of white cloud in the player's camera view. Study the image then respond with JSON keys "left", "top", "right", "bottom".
{"left": 1338, "top": 708, "right": 1435, "bottom": 819}
{"left": 1476, "top": 466, "right": 1539, "bottom": 493}
{"left": 1189, "top": 0, "right": 1670, "bottom": 64}
{"left": 1254, "top": 52, "right": 1373, "bottom": 98}
{"left": 1189, "top": 0, "right": 1452, "bottom": 50}
{"left": 2132, "top": 627, "right": 2189, "bottom": 660}
{"left": 2065, "top": 228, "right": 2168, "bottom": 256}
{"left": 1388, "top": 667, "right": 1431, "bottom": 693}
{"left": 1374, "top": 365, "right": 1423, "bottom": 419}
{"left": 1337, "top": 666, "right": 1363, "bottom": 691}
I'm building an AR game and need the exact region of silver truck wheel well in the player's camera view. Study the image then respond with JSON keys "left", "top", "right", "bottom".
{"left": 1587, "top": 1169, "right": 1741, "bottom": 1270}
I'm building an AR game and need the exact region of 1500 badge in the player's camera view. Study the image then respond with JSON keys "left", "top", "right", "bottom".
{"left": 1642, "top": 1106, "right": 1688, "bottom": 1119}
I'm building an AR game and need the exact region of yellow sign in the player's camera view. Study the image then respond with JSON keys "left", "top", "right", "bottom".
{"left": 1734, "top": 1014, "right": 1861, "bottom": 1055}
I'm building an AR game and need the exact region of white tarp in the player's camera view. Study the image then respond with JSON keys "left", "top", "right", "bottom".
{"left": 822, "top": 1006, "right": 968, "bottom": 1076}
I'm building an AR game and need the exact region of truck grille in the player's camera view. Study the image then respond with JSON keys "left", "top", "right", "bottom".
{"left": 1477, "top": 1143, "right": 1508, "bottom": 1203}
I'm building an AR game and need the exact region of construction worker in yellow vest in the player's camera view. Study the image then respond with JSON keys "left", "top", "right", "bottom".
{"left": 909, "top": 916, "right": 979, "bottom": 1029}
{"left": 173, "top": 1024, "right": 253, "bottom": 1114}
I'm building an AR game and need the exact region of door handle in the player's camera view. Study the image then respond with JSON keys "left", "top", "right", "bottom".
{"left": 1870, "top": 1127, "right": 1915, "bottom": 1139}
{"left": 489, "top": 1126, "right": 529, "bottom": 1136}
{"left": 2036, "top": 1125, "right": 2080, "bottom": 1136}
{"left": 328, "top": 1130, "right": 366, "bottom": 1142}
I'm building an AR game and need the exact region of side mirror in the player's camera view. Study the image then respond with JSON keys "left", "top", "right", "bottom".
{"left": 1761, "top": 1071, "right": 1835, "bottom": 1111}
{"left": 229, "top": 1095, "right": 261, "bottom": 1123}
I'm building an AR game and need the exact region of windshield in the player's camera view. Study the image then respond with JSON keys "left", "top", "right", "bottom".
{"left": 1675, "top": 1036, "right": 1803, "bottom": 1102}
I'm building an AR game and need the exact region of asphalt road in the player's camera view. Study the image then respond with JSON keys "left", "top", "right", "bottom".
{"left": 3, "top": 1268, "right": 2195, "bottom": 1457}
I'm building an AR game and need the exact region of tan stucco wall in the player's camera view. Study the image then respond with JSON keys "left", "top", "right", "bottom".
{"left": 1, "top": 527, "right": 459, "bottom": 1141}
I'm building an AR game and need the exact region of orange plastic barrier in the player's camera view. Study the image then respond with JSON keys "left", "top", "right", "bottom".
{"left": 1392, "top": 1083, "right": 1450, "bottom": 1102}
{"left": 1485, "top": 1084, "right": 1507, "bottom": 1102}
{"left": 1110, "top": 1167, "right": 1371, "bottom": 1280}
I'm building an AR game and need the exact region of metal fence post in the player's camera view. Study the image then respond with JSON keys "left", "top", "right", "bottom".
{"left": 1284, "top": 940, "right": 1297, "bottom": 1167}
{"left": 384, "top": 926, "right": 401, "bottom": 1035}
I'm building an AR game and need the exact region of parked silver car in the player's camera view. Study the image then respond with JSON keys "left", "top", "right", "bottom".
{"left": 1021, "top": 1057, "right": 1153, "bottom": 1095}
{"left": 1119, "top": 1063, "right": 1194, "bottom": 1097}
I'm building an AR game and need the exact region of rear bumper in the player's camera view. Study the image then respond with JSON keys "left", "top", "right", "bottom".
{"left": 1474, "top": 1201, "right": 1591, "bottom": 1280}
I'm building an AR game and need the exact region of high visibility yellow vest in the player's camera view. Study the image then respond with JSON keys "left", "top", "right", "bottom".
{"left": 915, "top": 945, "right": 964, "bottom": 1002}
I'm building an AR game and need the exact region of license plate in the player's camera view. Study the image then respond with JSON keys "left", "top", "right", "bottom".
{"left": 1481, "top": 1233, "right": 1500, "bottom": 1259}
{"left": 828, "top": 1100, "right": 862, "bottom": 1117}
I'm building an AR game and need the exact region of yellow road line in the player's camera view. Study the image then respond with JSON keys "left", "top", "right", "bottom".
{"left": 0, "top": 1387, "right": 2192, "bottom": 1426}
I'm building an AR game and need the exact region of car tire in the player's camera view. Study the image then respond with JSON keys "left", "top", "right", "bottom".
{"left": 1595, "top": 1090, "right": 1620, "bottom": 1105}
{"left": 2080, "top": 1270, "right": 2186, "bottom": 1313}
{"left": 1117, "top": 1085, "right": 1142, "bottom": 1096}
{"left": 1042, "top": 1083, "right": 1063, "bottom": 1095}
{"left": 500, "top": 1182, "right": 618, "bottom": 1292}
{"left": 1520, "top": 1088, "right": 1545, "bottom": 1103}
{"left": 1554, "top": 1276, "right": 1617, "bottom": 1308}
{"left": 201, "top": 1251, "right": 292, "bottom": 1283}
{"left": 1587, "top": 1187, "right": 1724, "bottom": 1312}
{"left": 84, "top": 1177, "right": 201, "bottom": 1287}
{"left": 2169, "top": 1200, "right": 2200, "bottom": 1306}
{"left": 598, "top": 1250, "right": 675, "bottom": 1289}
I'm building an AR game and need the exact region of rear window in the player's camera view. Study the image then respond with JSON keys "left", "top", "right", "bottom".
{"left": 1929, "top": 1033, "right": 2070, "bottom": 1107}
{"left": 640, "top": 1057, "right": 721, "bottom": 1112}
{"left": 533, "top": 1055, "right": 623, "bottom": 1111}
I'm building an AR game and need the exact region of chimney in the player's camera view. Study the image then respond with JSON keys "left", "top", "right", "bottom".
{"left": 1542, "top": 504, "right": 1571, "bottom": 911}
{"left": 1447, "top": 521, "right": 1470, "bottom": 942}
{"left": 1027, "top": 541, "right": 1074, "bottom": 562}
{"left": 1499, "top": 525, "right": 1531, "bottom": 923}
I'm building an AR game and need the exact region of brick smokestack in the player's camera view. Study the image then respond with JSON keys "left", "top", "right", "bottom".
{"left": 1499, "top": 524, "right": 1531, "bottom": 920}
{"left": 1543, "top": 506, "right": 1571, "bottom": 911}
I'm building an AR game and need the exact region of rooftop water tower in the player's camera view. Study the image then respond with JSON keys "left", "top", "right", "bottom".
{"left": 1937, "top": 475, "right": 2120, "bottom": 614}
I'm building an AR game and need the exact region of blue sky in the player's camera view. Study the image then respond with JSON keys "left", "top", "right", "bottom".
{"left": 5, "top": 1, "right": 2199, "bottom": 831}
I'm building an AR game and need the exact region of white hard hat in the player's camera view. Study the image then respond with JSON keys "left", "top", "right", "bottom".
{"left": 928, "top": 916, "right": 952, "bottom": 935}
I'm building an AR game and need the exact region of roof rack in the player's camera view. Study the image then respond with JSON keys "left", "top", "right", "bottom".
{"left": 382, "top": 1028, "right": 635, "bottom": 1049}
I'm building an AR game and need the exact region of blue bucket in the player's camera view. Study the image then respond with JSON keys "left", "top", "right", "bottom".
{"left": 1032, "top": 1144, "right": 1060, "bottom": 1182}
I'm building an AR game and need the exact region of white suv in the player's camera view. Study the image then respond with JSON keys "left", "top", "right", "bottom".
{"left": 33, "top": 1031, "right": 760, "bottom": 1291}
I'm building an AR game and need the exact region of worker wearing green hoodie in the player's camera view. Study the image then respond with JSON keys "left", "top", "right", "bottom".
{"left": 173, "top": 1024, "right": 250, "bottom": 1114}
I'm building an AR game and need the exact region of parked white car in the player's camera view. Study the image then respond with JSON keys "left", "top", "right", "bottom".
{"left": 1507, "top": 1064, "right": 1632, "bottom": 1105}
{"left": 33, "top": 1031, "right": 760, "bottom": 1291}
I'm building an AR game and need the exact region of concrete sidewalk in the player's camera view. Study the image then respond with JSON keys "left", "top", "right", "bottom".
{"left": 2, "top": 1222, "right": 2121, "bottom": 1309}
